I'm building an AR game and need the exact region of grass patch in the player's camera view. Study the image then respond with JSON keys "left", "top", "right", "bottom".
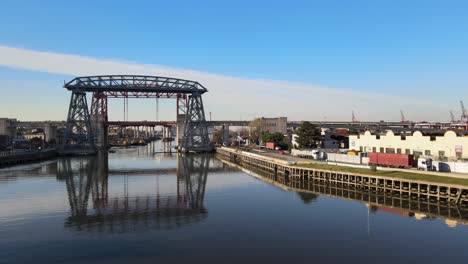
{"left": 297, "top": 163, "right": 468, "bottom": 186}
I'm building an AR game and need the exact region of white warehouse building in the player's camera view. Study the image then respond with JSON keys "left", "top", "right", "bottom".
{"left": 349, "top": 130, "right": 468, "bottom": 161}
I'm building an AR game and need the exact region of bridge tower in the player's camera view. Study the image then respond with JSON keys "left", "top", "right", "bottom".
{"left": 90, "top": 92, "right": 108, "bottom": 148}
{"left": 63, "top": 90, "right": 95, "bottom": 154}
{"left": 181, "top": 92, "right": 210, "bottom": 152}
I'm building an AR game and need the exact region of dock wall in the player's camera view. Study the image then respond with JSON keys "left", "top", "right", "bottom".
{"left": 216, "top": 147, "right": 468, "bottom": 205}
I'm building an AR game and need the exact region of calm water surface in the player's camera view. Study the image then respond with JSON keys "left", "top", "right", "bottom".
{"left": 1, "top": 142, "right": 468, "bottom": 264}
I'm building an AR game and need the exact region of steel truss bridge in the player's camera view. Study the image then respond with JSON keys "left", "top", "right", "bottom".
{"left": 62, "top": 75, "right": 211, "bottom": 154}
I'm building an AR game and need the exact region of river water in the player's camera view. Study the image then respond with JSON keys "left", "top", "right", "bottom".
{"left": 1, "top": 142, "right": 468, "bottom": 264}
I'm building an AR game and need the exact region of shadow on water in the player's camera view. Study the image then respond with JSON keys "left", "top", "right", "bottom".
{"left": 217, "top": 154, "right": 468, "bottom": 228}
{"left": 56, "top": 152, "right": 211, "bottom": 232}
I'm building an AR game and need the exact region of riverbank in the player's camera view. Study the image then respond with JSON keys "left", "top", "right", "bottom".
{"left": 0, "top": 149, "right": 57, "bottom": 168}
{"left": 217, "top": 147, "right": 468, "bottom": 187}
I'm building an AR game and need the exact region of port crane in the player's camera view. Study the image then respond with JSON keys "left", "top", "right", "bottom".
{"left": 450, "top": 110, "right": 456, "bottom": 122}
{"left": 400, "top": 110, "right": 407, "bottom": 123}
{"left": 461, "top": 101, "right": 468, "bottom": 122}
{"left": 352, "top": 110, "right": 358, "bottom": 123}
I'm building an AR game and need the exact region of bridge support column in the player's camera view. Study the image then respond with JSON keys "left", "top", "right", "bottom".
{"left": 180, "top": 93, "right": 210, "bottom": 152}
{"left": 90, "top": 92, "right": 108, "bottom": 149}
{"left": 222, "top": 124, "right": 230, "bottom": 143}
{"left": 62, "top": 90, "right": 95, "bottom": 154}
{"left": 176, "top": 114, "right": 185, "bottom": 146}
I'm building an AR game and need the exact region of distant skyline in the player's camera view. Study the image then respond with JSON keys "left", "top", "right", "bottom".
{"left": 0, "top": 0, "right": 467, "bottom": 121}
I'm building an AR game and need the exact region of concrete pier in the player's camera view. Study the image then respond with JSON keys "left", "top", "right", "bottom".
{"left": 216, "top": 147, "right": 468, "bottom": 205}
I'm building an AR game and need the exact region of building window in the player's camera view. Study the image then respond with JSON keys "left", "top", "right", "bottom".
{"left": 380, "top": 147, "right": 384, "bottom": 153}
{"left": 386, "top": 148, "right": 395, "bottom": 154}
{"left": 439, "top": 151, "right": 447, "bottom": 161}
{"left": 376, "top": 135, "right": 380, "bottom": 140}
{"left": 401, "top": 135, "right": 406, "bottom": 140}
{"left": 360, "top": 146, "right": 363, "bottom": 152}
{"left": 425, "top": 150, "right": 431, "bottom": 156}
{"left": 372, "top": 147, "right": 376, "bottom": 153}
{"left": 405, "top": 149, "right": 411, "bottom": 154}
{"left": 397, "top": 148, "right": 401, "bottom": 154}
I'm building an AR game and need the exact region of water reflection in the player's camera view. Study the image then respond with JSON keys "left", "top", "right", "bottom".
{"left": 296, "top": 192, "right": 318, "bottom": 204}
{"left": 57, "top": 152, "right": 210, "bottom": 232}
{"left": 218, "top": 156, "right": 468, "bottom": 228}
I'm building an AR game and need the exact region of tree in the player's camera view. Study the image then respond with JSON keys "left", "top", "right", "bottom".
{"left": 237, "top": 128, "right": 250, "bottom": 138}
{"left": 212, "top": 128, "right": 223, "bottom": 144}
{"left": 262, "top": 132, "right": 284, "bottom": 145}
{"left": 295, "top": 121, "right": 321, "bottom": 149}
{"left": 29, "top": 137, "right": 44, "bottom": 149}
{"left": 248, "top": 118, "right": 265, "bottom": 145}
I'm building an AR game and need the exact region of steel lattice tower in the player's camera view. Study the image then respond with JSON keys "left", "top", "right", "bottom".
{"left": 63, "top": 90, "right": 94, "bottom": 153}
{"left": 181, "top": 93, "right": 210, "bottom": 152}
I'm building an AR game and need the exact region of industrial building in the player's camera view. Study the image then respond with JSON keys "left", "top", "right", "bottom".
{"left": 349, "top": 130, "right": 468, "bottom": 161}
{"left": 0, "top": 118, "right": 17, "bottom": 148}
{"left": 261, "top": 117, "right": 287, "bottom": 134}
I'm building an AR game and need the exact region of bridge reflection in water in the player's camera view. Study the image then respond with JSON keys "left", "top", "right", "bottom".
{"left": 56, "top": 153, "right": 212, "bottom": 232}
{"left": 218, "top": 156, "right": 468, "bottom": 228}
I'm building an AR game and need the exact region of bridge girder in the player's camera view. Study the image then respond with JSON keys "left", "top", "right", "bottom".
{"left": 64, "top": 75, "right": 207, "bottom": 94}
{"left": 63, "top": 75, "right": 211, "bottom": 153}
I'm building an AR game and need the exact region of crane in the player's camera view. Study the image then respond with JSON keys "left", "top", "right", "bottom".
{"left": 461, "top": 100, "right": 468, "bottom": 122}
{"left": 450, "top": 110, "right": 456, "bottom": 123}
{"left": 352, "top": 110, "right": 358, "bottom": 123}
{"left": 400, "top": 110, "right": 407, "bottom": 123}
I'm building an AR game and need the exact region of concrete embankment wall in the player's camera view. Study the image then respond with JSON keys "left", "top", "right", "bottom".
{"left": 0, "top": 149, "right": 57, "bottom": 167}
{"left": 216, "top": 147, "right": 468, "bottom": 205}
{"left": 217, "top": 148, "right": 468, "bottom": 225}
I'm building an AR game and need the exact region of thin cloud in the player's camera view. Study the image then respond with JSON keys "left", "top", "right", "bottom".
{"left": 0, "top": 45, "right": 446, "bottom": 121}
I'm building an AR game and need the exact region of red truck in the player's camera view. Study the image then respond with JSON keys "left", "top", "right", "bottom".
{"left": 368, "top": 153, "right": 414, "bottom": 168}
{"left": 266, "top": 142, "right": 275, "bottom": 150}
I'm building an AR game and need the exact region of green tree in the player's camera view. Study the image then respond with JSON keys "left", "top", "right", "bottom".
{"left": 262, "top": 132, "right": 284, "bottom": 145}
{"left": 295, "top": 121, "right": 321, "bottom": 149}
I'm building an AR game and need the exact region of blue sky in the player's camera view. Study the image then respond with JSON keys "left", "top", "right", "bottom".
{"left": 1, "top": 0, "right": 467, "bottom": 121}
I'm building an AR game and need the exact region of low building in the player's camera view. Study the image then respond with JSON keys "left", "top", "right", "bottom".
{"left": 349, "top": 130, "right": 468, "bottom": 161}
{"left": 24, "top": 129, "right": 45, "bottom": 140}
